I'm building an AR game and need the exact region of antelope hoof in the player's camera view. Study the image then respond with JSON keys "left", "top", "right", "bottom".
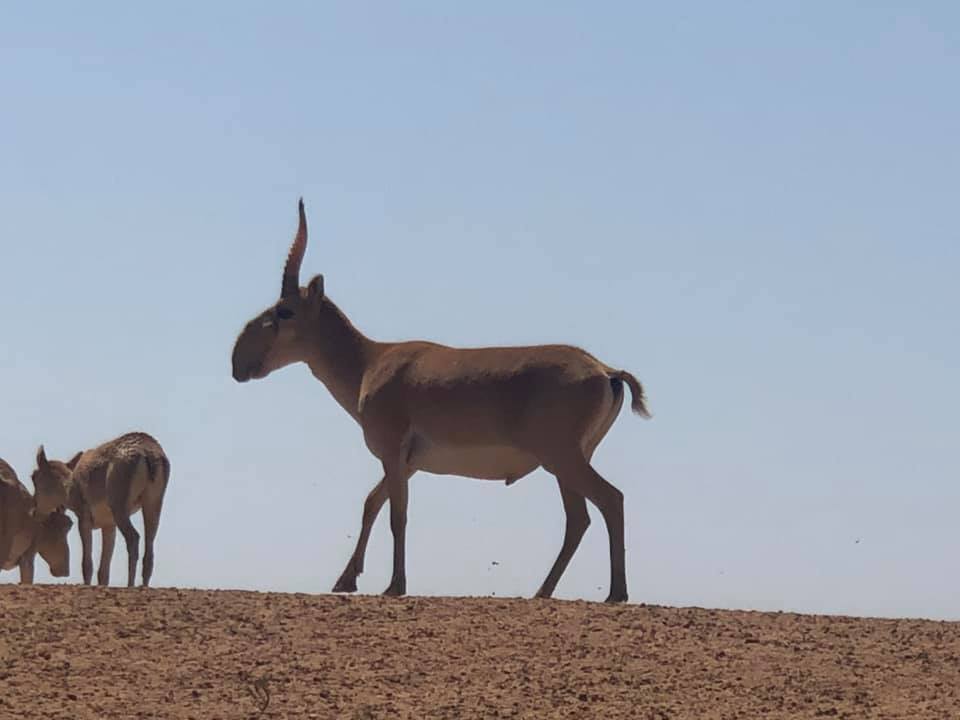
{"left": 382, "top": 581, "right": 406, "bottom": 597}
{"left": 605, "top": 589, "right": 628, "bottom": 604}
{"left": 332, "top": 575, "right": 358, "bottom": 593}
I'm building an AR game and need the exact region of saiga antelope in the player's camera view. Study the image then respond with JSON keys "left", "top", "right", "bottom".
{"left": 31, "top": 432, "right": 170, "bottom": 587}
{"left": 1, "top": 457, "right": 73, "bottom": 582}
{"left": 231, "top": 200, "right": 650, "bottom": 602}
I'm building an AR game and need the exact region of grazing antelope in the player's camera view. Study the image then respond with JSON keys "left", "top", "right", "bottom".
{"left": 1, "top": 457, "right": 73, "bottom": 583}
{"left": 31, "top": 432, "right": 170, "bottom": 587}
{"left": 232, "top": 200, "right": 650, "bottom": 603}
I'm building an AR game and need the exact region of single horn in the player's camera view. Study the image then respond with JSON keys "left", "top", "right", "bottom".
{"left": 281, "top": 198, "right": 308, "bottom": 297}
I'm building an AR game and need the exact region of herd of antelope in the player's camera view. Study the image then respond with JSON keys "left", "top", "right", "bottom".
{"left": 2, "top": 199, "right": 649, "bottom": 602}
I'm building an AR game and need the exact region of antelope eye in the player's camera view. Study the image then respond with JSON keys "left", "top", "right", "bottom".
{"left": 277, "top": 307, "right": 295, "bottom": 321}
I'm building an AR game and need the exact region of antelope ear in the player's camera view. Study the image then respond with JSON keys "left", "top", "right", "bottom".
{"left": 36, "top": 445, "right": 49, "bottom": 468}
{"left": 66, "top": 451, "right": 83, "bottom": 470}
{"left": 307, "top": 273, "right": 325, "bottom": 300}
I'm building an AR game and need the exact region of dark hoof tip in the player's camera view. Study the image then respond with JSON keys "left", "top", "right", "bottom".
{"left": 332, "top": 578, "right": 358, "bottom": 593}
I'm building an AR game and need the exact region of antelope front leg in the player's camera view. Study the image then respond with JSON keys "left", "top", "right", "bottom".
{"left": 79, "top": 513, "right": 95, "bottom": 585}
{"left": 333, "top": 477, "right": 388, "bottom": 593}
{"left": 382, "top": 468, "right": 411, "bottom": 597}
{"left": 0, "top": 536, "right": 11, "bottom": 579}
{"left": 17, "top": 544, "right": 36, "bottom": 585}
{"left": 98, "top": 526, "right": 116, "bottom": 586}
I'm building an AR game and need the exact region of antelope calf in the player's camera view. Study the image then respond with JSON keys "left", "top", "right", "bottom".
{"left": 1, "top": 457, "right": 73, "bottom": 583}
{"left": 232, "top": 200, "right": 651, "bottom": 602}
{"left": 31, "top": 432, "right": 170, "bottom": 587}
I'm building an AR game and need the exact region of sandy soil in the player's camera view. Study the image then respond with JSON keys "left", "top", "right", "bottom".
{"left": 1, "top": 586, "right": 958, "bottom": 719}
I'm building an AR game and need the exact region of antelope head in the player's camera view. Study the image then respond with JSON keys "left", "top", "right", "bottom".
{"left": 232, "top": 198, "right": 327, "bottom": 383}
{"left": 31, "top": 446, "right": 82, "bottom": 516}
{"left": 36, "top": 511, "right": 73, "bottom": 577}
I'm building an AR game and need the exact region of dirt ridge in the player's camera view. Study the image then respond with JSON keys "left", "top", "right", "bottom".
{"left": 1, "top": 586, "right": 958, "bottom": 719}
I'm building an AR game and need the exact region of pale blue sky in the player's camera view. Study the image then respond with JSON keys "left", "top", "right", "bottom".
{"left": 2, "top": 3, "right": 958, "bottom": 619}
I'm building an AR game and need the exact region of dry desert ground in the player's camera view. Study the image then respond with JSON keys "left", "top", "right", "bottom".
{"left": 1, "top": 586, "right": 958, "bottom": 719}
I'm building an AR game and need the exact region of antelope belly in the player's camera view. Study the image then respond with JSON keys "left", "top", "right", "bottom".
{"left": 411, "top": 440, "right": 539, "bottom": 482}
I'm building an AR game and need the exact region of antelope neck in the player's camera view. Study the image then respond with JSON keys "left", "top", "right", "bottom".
{"left": 302, "top": 297, "right": 379, "bottom": 421}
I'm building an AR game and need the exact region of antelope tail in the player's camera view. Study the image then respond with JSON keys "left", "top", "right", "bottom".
{"left": 144, "top": 455, "right": 171, "bottom": 485}
{"left": 608, "top": 369, "right": 652, "bottom": 419}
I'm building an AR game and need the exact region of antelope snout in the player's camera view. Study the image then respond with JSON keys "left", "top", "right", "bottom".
{"left": 232, "top": 362, "right": 256, "bottom": 383}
